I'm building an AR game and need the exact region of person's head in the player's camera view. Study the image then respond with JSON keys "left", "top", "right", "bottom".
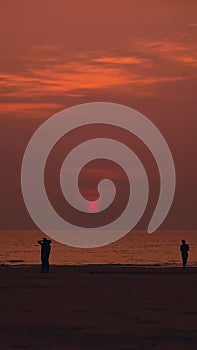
{"left": 182, "top": 239, "right": 185, "bottom": 244}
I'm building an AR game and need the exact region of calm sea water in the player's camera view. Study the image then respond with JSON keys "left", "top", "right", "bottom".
{"left": 0, "top": 230, "right": 197, "bottom": 267}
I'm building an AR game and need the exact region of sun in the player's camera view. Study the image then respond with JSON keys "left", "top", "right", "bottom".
{"left": 88, "top": 203, "right": 99, "bottom": 212}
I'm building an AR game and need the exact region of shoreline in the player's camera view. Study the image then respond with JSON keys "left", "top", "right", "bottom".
{"left": 1, "top": 263, "right": 197, "bottom": 273}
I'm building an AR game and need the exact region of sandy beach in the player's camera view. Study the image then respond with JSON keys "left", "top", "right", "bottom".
{"left": 0, "top": 265, "right": 197, "bottom": 350}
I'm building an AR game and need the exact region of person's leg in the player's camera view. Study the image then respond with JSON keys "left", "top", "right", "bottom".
{"left": 43, "top": 258, "right": 48, "bottom": 272}
{"left": 46, "top": 259, "right": 49, "bottom": 273}
{"left": 182, "top": 254, "right": 184, "bottom": 268}
{"left": 41, "top": 259, "right": 45, "bottom": 272}
{"left": 182, "top": 254, "right": 187, "bottom": 268}
{"left": 184, "top": 254, "right": 188, "bottom": 268}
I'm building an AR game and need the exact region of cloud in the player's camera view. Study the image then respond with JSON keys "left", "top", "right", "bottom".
{"left": 175, "top": 56, "right": 197, "bottom": 65}
{"left": 92, "top": 56, "right": 148, "bottom": 65}
{"left": 0, "top": 38, "right": 196, "bottom": 116}
{"left": 0, "top": 102, "right": 63, "bottom": 117}
{"left": 143, "top": 40, "right": 188, "bottom": 53}
{"left": 187, "top": 23, "right": 197, "bottom": 28}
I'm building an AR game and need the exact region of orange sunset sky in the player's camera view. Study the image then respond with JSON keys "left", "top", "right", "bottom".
{"left": 0, "top": 0, "right": 197, "bottom": 230}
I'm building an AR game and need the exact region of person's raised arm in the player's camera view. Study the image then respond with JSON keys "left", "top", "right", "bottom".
{"left": 46, "top": 240, "right": 52, "bottom": 244}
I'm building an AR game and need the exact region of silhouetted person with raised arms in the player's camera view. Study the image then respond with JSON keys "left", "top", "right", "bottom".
{"left": 180, "top": 239, "right": 189, "bottom": 269}
{"left": 38, "top": 238, "right": 51, "bottom": 273}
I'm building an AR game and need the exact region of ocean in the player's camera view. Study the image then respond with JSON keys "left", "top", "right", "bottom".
{"left": 0, "top": 230, "right": 197, "bottom": 267}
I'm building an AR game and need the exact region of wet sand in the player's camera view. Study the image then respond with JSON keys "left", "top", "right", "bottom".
{"left": 0, "top": 265, "right": 197, "bottom": 349}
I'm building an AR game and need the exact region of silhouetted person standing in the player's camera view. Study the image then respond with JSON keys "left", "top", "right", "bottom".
{"left": 38, "top": 238, "right": 51, "bottom": 273}
{"left": 180, "top": 240, "right": 189, "bottom": 269}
